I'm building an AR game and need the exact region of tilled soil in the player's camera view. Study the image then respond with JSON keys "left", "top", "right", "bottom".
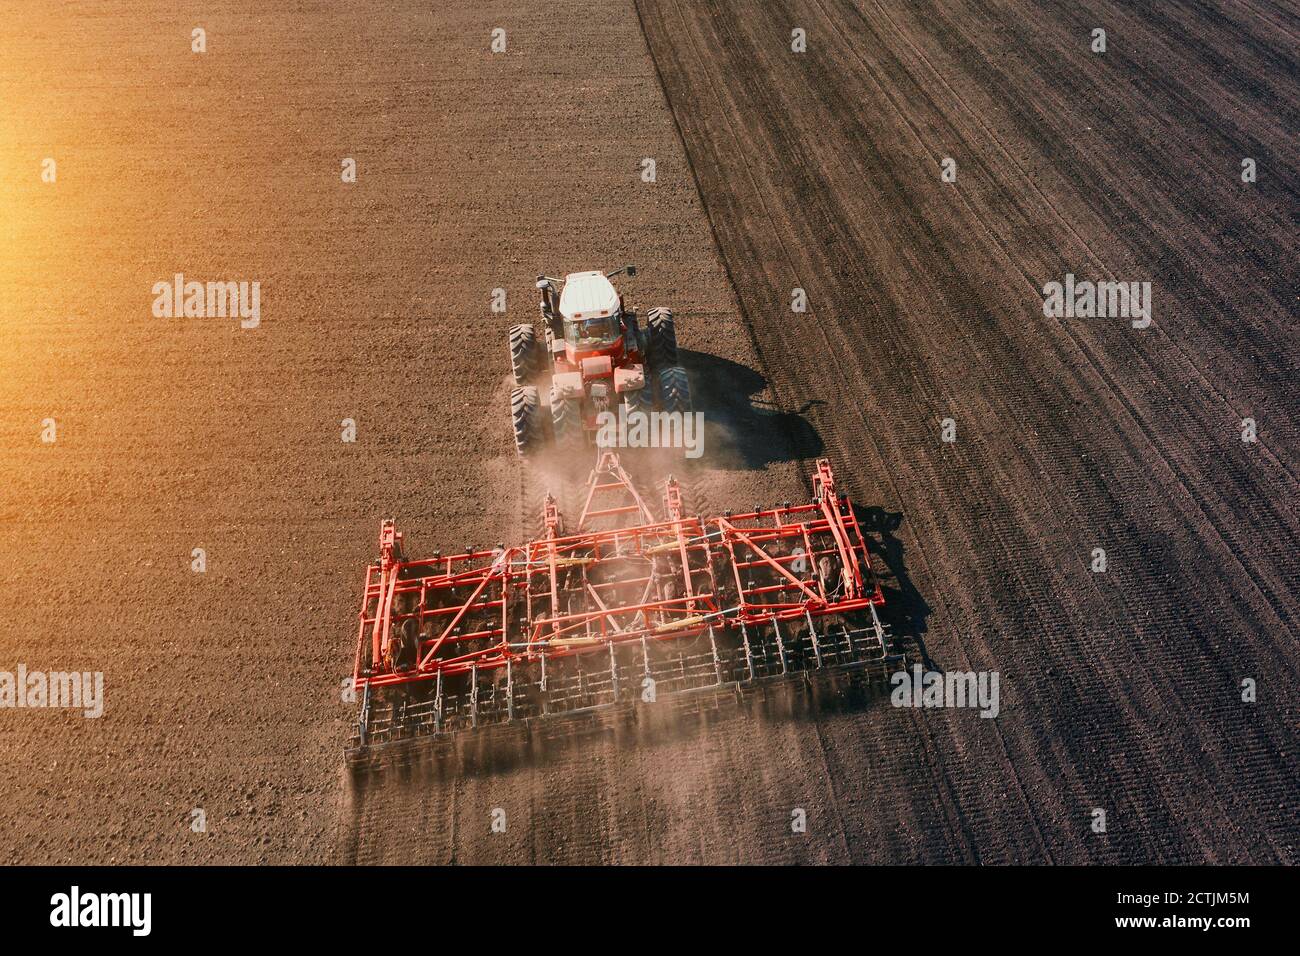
{"left": 632, "top": 0, "right": 1299, "bottom": 862}
{"left": 0, "top": 0, "right": 1295, "bottom": 864}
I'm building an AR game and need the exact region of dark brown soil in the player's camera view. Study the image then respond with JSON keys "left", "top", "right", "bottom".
{"left": 630, "top": 0, "right": 1299, "bottom": 863}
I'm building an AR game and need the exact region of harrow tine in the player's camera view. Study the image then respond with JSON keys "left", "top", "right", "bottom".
{"left": 470, "top": 664, "right": 478, "bottom": 729}
{"left": 358, "top": 681, "right": 371, "bottom": 746}
{"left": 771, "top": 613, "right": 788, "bottom": 676}
{"left": 708, "top": 626, "right": 722, "bottom": 685}
{"left": 434, "top": 670, "right": 443, "bottom": 733}
{"left": 741, "top": 621, "right": 755, "bottom": 682}
{"left": 506, "top": 658, "right": 514, "bottom": 721}
{"left": 805, "top": 607, "right": 823, "bottom": 669}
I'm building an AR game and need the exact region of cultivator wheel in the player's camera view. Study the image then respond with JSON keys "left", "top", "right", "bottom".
{"left": 346, "top": 453, "right": 901, "bottom": 762}
{"left": 510, "top": 386, "right": 543, "bottom": 457}
{"left": 657, "top": 365, "right": 692, "bottom": 414}
{"left": 550, "top": 384, "right": 584, "bottom": 450}
{"left": 508, "top": 323, "right": 544, "bottom": 385}
{"left": 646, "top": 307, "right": 678, "bottom": 369}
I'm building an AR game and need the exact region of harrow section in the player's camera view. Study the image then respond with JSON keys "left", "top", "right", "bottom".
{"left": 348, "top": 454, "right": 898, "bottom": 759}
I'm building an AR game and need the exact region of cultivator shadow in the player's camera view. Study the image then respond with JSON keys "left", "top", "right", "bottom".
{"left": 347, "top": 453, "right": 899, "bottom": 764}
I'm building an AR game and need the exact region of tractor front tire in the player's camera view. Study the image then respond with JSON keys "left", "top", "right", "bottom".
{"left": 658, "top": 365, "right": 692, "bottom": 414}
{"left": 509, "top": 324, "right": 543, "bottom": 386}
{"left": 646, "top": 308, "right": 678, "bottom": 371}
{"left": 511, "top": 386, "right": 543, "bottom": 458}
{"left": 550, "top": 384, "right": 584, "bottom": 451}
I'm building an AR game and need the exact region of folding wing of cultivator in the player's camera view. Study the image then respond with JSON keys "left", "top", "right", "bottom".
{"left": 348, "top": 453, "right": 897, "bottom": 761}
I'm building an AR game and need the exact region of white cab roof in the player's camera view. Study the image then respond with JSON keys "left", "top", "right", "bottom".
{"left": 559, "top": 271, "right": 619, "bottom": 320}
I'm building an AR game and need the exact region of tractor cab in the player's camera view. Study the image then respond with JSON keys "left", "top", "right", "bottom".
{"left": 557, "top": 271, "right": 624, "bottom": 356}
{"left": 536, "top": 266, "right": 640, "bottom": 364}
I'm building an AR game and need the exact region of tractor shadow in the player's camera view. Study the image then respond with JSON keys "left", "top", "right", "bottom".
{"left": 679, "top": 349, "right": 824, "bottom": 468}
{"left": 854, "top": 504, "right": 934, "bottom": 669}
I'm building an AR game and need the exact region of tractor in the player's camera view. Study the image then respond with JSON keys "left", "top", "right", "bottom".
{"left": 507, "top": 266, "right": 692, "bottom": 456}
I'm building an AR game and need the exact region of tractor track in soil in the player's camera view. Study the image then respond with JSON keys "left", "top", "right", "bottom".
{"left": 0, "top": 0, "right": 1295, "bottom": 865}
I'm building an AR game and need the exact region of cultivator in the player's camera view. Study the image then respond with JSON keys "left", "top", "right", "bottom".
{"left": 347, "top": 453, "right": 898, "bottom": 762}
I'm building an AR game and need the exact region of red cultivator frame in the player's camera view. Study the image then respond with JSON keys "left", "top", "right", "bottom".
{"left": 349, "top": 454, "right": 897, "bottom": 758}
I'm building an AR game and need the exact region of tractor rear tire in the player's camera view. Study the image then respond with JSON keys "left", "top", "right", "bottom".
{"left": 646, "top": 308, "right": 678, "bottom": 371}
{"left": 509, "top": 324, "right": 543, "bottom": 386}
{"left": 550, "top": 384, "right": 584, "bottom": 451}
{"left": 658, "top": 365, "right": 692, "bottom": 414}
{"left": 624, "top": 386, "right": 653, "bottom": 417}
{"left": 510, "top": 386, "right": 543, "bottom": 457}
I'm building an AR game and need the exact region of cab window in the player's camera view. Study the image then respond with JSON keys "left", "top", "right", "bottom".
{"left": 565, "top": 315, "right": 617, "bottom": 347}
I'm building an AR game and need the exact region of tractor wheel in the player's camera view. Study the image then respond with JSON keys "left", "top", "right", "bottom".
{"left": 624, "top": 386, "right": 653, "bottom": 417}
{"left": 508, "top": 324, "right": 543, "bottom": 386}
{"left": 646, "top": 308, "right": 678, "bottom": 371}
{"left": 550, "top": 384, "right": 584, "bottom": 450}
{"left": 658, "top": 365, "right": 692, "bottom": 414}
{"left": 510, "top": 386, "right": 543, "bottom": 457}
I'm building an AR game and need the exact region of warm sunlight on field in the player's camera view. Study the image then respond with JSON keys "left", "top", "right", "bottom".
{"left": 0, "top": 105, "right": 44, "bottom": 323}
{"left": 0, "top": 0, "right": 1294, "bottom": 876}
